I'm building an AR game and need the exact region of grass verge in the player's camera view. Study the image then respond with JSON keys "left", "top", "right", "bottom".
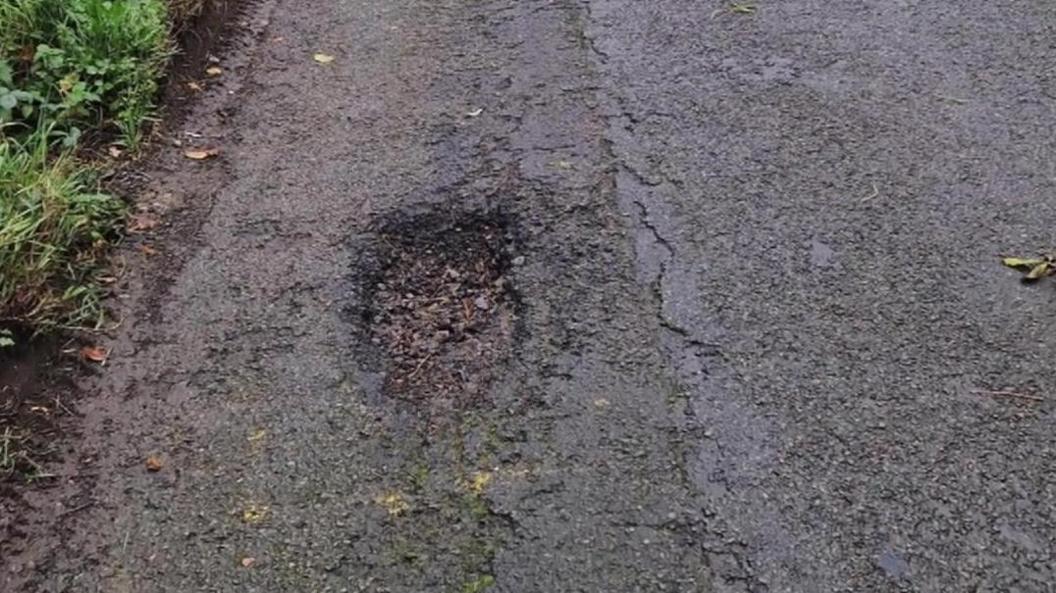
{"left": 1, "top": 0, "right": 179, "bottom": 341}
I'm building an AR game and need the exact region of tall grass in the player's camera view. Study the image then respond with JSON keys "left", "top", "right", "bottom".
{"left": 0, "top": 0, "right": 173, "bottom": 338}
{"left": 0, "top": 128, "right": 123, "bottom": 332}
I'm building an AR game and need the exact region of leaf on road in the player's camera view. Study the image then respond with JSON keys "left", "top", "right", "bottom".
{"left": 1002, "top": 257, "right": 1045, "bottom": 269}
{"left": 145, "top": 455, "right": 164, "bottom": 472}
{"left": 313, "top": 53, "right": 336, "bottom": 64}
{"left": 1025, "top": 261, "right": 1051, "bottom": 281}
{"left": 205, "top": 66, "right": 223, "bottom": 77}
{"left": 466, "top": 107, "right": 484, "bottom": 117}
{"left": 241, "top": 557, "right": 256, "bottom": 568}
{"left": 184, "top": 148, "right": 220, "bottom": 160}
{"left": 81, "top": 345, "right": 108, "bottom": 363}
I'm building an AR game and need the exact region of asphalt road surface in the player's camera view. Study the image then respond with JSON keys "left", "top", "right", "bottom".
{"left": 6, "top": 1, "right": 1056, "bottom": 591}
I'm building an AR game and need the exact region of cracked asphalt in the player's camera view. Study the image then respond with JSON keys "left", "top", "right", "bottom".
{"left": 4, "top": 1, "right": 1056, "bottom": 592}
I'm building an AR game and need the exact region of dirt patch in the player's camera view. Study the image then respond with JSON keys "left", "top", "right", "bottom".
{"left": 367, "top": 215, "right": 517, "bottom": 403}
{"left": 162, "top": 0, "right": 252, "bottom": 120}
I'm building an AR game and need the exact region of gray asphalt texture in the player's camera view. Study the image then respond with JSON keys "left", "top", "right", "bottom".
{"left": 7, "top": 1, "right": 1056, "bottom": 592}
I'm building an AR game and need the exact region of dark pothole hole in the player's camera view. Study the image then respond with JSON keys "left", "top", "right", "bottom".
{"left": 356, "top": 211, "right": 520, "bottom": 404}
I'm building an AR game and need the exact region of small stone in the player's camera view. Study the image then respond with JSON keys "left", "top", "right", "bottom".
{"left": 512, "top": 256, "right": 526, "bottom": 266}
{"left": 474, "top": 295, "right": 490, "bottom": 311}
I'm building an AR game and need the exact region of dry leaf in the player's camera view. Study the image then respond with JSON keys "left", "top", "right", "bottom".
{"left": 108, "top": 146, "right": 123, "bottom": 158}
{"left": 205, "top": 66, "right": 223, "bottom": 77}
{"left": 466, "top": 107, "right": 484, "bottom": 117}
{"left": 187, "top": 81, "right": 203, "bottom": 92}
{"left": 128, "top": 213, "right": 160, "bottom": 233}
{"left": 184, "top": 148, "right": 219, "bottom": 160}
{"left": 145, "top": 456, "right": 164, "bottom": 472}
{"left": 313, "top": 53, "right": 335, "bottom": 64}
{"left": 1026, "top": 261, "right": 1050, "bottom": 281}
{"left": 81, "top": 345, "right": 108, "bottom": 363}
{"left": 241, "top": 557, "right": 256, "bottom": 568}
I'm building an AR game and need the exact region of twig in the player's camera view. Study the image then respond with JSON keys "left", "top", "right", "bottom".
{"left": 974, "top": 389, "right": 1045, "bottom": 403}
{"left": 407, "top": 353, "right": 434, "bottom": 380}
{"left": 59, "top": 501, "right": 94, "bottom": 517}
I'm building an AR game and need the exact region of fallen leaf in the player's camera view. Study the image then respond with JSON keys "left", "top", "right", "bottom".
{"left": 139, "top": 244, "right": 158, "bottom": 256}
{"left": 241, "top": 557, "right": 256, "bottom": 568}
{"left": 205, "top": 66, "right": 223, "bottom": 77}
{"left": 313, "top": 53, "right": 336, "bottom": 64}
{"left": 1026, "top": 261, "right": 1050, "bottom": 281}
{"left": 1002, "top": 257, "right": 1045, "bottom": 269}
{"left": 466, "top": 107, "right": 484, "bottom": 117}
{"left": 108, "top": 146, "right": 123, "bottom": 158}
{"left": 552, "top": 160, "right": 573, "bottom": 170}
{"left": 145, "top": 456, "right": 164, "bottom": 472}
{"left": 128, "top": 213, "right": 160, "bottom": 233}
{"left": 80, "top": 345, "right": 109, "bottom": 363}
{"left": 184, "top": 148, "right": 220, "bottom": 160}
{"left": 187, "top": 81, "right": 203, "bottom": 92}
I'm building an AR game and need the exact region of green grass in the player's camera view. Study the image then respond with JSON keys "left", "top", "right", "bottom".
{"left": 0, "top": 0, "right": 171, "bottom": 146}
{"left": 0, "top": 0, "right": 173, "bottom": 338}
{"left": 0, "top": 128, "right": 123, "bottom": 332}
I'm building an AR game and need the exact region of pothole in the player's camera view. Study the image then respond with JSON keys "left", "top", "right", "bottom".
{"left": 364, "top": 213, "right": 517, "bottom": 403}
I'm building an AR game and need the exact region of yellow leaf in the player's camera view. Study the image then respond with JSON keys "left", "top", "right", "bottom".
{"left": 1002, "top": 257, "right": 1045, "bottom": 269}
{"left": 313, "top": 53, "right": 336, "bottom": 64}
{"left": 205, "top": 66, "right": 223, "bottom": 77}
{"left": 1025, "top": 261, "right": 1050, "bottom": 281}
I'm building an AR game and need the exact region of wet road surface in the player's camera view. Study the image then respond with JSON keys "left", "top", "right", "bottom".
{"left": 5, "top": 1, "right": 1056, "bottom": 591}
